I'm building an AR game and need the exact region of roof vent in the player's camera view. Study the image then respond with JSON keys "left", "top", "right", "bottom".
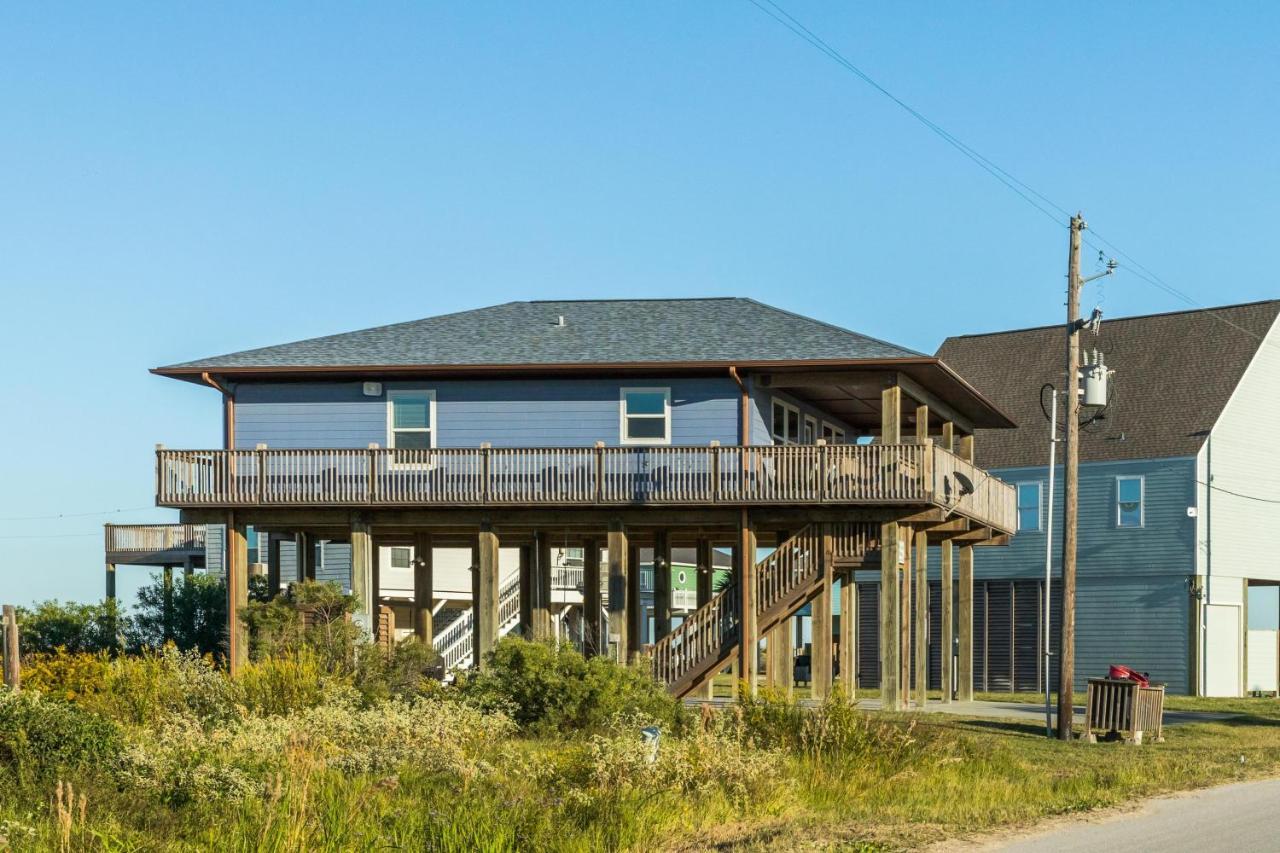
{"left": 553, "top": 315, "right": 566, "bottom": 327}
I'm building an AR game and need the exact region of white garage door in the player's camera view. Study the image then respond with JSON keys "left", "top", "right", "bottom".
{"left": 1205, "top": 604, "right": 1241, "bottom": 697}
{"left": 1247, "top": 630, "right": 1278, "bottom": 694}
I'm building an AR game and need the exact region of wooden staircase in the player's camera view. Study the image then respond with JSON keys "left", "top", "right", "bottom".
{"left": 651, "top": 522, "right": 878, "bottom": 697}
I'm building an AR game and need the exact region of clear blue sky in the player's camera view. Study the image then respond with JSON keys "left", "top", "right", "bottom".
{"left": 2, "top": 4, "right": 1276, "bottom": 607}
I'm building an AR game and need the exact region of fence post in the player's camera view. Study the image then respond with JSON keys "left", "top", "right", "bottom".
{"left": 594, "top": 441, "right": 605, "bottom": 503}
{"left": 3, "top": 605, "right": 20, "bottom": 692}
{"left": 367, "top": 444, "right": 380, "bottom": 503}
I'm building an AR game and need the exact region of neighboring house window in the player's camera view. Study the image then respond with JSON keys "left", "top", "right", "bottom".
{"left": 620, "top": 387, "right": 671, "bottom": 445}
{"left": 1116, "top": 476, "right": 1144, "bottom": 527}
{"left": 390, "top": 547, "right": 411, "bottom": 569}
{"left": 772, "top": 398, "right": 801, "bottom": 444}
{"left": 1016, "top": 482, "right": 1042, "bottom": 532}
{"left": 387, "top": 391, "right": 435, "bottom": 450}
{"left": 822, "top": 422, "right": 846, "bottom": 444}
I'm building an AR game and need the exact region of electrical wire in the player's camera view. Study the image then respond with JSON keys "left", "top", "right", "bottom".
{"left": 1197, "top": 481, "right": 1280, "bottom": 506}
{"left": 746, "top": 0, "right": 1280, "bottom": 351}
{"left": 0, "top": 506, "right": 155, "bottom": 524}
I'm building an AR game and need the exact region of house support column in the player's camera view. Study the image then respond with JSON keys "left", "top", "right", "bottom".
{"left": 737, "top": 510, "right": 758, "bottom": 696}
{"left": 940, "top": 540, "right": 953, "bottom": 703}
{"left": 414, "top": 531, "right": 434, "bottom": 643}
{"left": 583, "top": 539, "right": 602, "bottom": 658}
{"left": 518, "top": 544, "right": 533, "bottom": 637}
{"left": 839, "top": 571, "right": 856, "bottom": 699}
{"left": 696, "top": 538, "right": 716, "bottom": 699}
{"left": 296, "top": 532, "right": 316, "bottom": 581}
{"left": 653, "top": 530, "right": 672, "bottom": 641}
{"left": 477, "top": 523, "right": 500, "bottom": 668}
{"left": 607, "top": 521, "right": 629, "bottom": 663}
{"left": 267, "top": 535, "right": 282, "bottom": 598}
{"left": 105, "top": 563, "right": 117, "bottom": 602}
{"left": 811, "top": 525, "right": 834, "bottom": 700}
{"left": 162, "top": 565, "right": 174, "bottom": 643}
{"left": 627, "top": 541, "right": 642, "bottom": 655}
{"left": 880, "top": 520, "right": 903, "bottom": 710}
{"left": 957, "top": 544, "right": 975, "bottom": 702}
{"left": 227, "top": 514, "right": 249, "bottom": 675}
{"left": 914, "top": 528, "right": 929, "bottom": 708}
{"left": 901, "top": 526, "right": 912, "bottom": 701}
{"left": 350, "top": 516, "right": 374, "bottom": 640}
{"left": 533, "top": 531, "right": 553, "bottom": 641}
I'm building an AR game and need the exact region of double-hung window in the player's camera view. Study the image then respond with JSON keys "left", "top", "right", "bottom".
{"left": 620, "top": 388, "right": 671, "bottom": 445}
{"left": 771, "top": 399, "right": 801, "bottom": 445}
{"left": 387, "top": 390, "right": 435, "bottom": 451}
{"left": 1016, "top": 482, "right": 1042, "bottom": 532}
{"left": 1116, "top": 475, "right": 1144, "bottom": 528}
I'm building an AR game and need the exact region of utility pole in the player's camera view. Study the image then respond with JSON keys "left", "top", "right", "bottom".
{"left": 1056, "top": 213, "right": 1085, "bottom": 740}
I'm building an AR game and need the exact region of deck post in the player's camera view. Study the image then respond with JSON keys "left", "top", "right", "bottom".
{"left": 880, "top": 520, "right": 902, "bottom": 710}
{"left": 518, "top": 543, "right": 533, "bottom": 637}
{"left": 2, "top": 605, "right": 19, "bottom": 691}
{"left": 811, "top": 525, "right": 834, "bottom": 700}
{"left": 470, "top": 542, "right": 480, "bottom": 664}
{"left": 267, "top": 535, "right": 282, "bottom": 598}
{"left": 957, "top": 543, "right": 975, "bottom": 702}
{"left": 958, "top": 433, "right": 975, "bottom": 464}
{"left": 765, "top": 530, "right": 789, "bottom": 693}
{"left": 901, "top": 525, "right": 912, "bottom": 701}
{"left": 914, "top": 528, "right": 929, "bottom": 708}
{"left": 940, "top": 540, "right": 954, "bottom": 703}
{"left": 413, "top": 531, "right": 434, "bottom": 642}
{"left": 940, "top": 421, "right": 955, "bottom": 453}
{"left": 653, "top": 530, "right": 672, "bottom": 641}
{"left": 882, "top": 384, "right": 902, "bottom": 443}
{"left": 105, "top": 563, "right": 117, "bottom": 602}
{"left": 163, "top": 565, "right": 174, "bottom": 643}
{"left": 350, "top": 516, "right": 374, "bottom": 640}
{"left": 296, "top": 532, "right": 316, "bottom": 582}
{"left": 737, "top": 510, "right": 758, "bottom": 696}
{"left": 477, "top": 523, "right": 500, "bottom": 667}
{"left": 227, "top": 515, "right": 249, "bottom": 674}
{"left": 696, "top": 538, "right": 716, "bottom": 699}
{"left": 626, "top": 541, "right": 642, "bottom": 658}
{"left": 534, "top": 531, "right": 553, "bottom": 641}
{"left": 839, "top": 571, "right": 856, "bottom": 699}
{"left": 583, "top": 538, "right": 602, "bottom": 657}
{"left": 607, "top": 521, "right": 629, "bottom": 663}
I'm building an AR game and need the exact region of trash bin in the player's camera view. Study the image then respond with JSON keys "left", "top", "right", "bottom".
{"left": 1083, "top": 677, "right": 1165, "bottom": 744}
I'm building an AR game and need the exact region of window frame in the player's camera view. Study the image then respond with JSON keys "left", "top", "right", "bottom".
{"left": 1116, "top": 475, "right": 1145, "bottom": 528}
{"left": 619, "top": 386, "right": 672, "bottom": 446}
{"left": 771, "top": 397, "right": 802, "bottom": 445}
{"left": 386, "top": 389, "right": 437, "bottom": 451}
{"left": 1015, "top": 481, "right": 1043, "bottom": 532}
{"left": 803, "top": 414, "right": 818, "bottom": 445}
{"left": 389, "top": 547, "right": 412, "bottom": 569}
{"left": 821, "top": 421, "right": 846, "bottom": 444}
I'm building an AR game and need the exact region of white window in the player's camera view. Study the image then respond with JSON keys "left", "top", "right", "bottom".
{"left": 390, "top": 547, "right": 412, "bottom": 569}
{"left": 387, "top": 390, "right": 435, "bottom": 450}
{"left": 821, "top": 422, "right": 846, "bottom": 444}
{"left": 620, "top": 387, "right": 671, "bottom": 445}
{"left": 1116, "top": 475, "right": 1144, "bottom": 528}
{"left": 803, "top": 415, "right": 818, "bottom": 445}
{"left": 771, "top": 398, "right": 801, "bottom": 445}
{"left": 1016, "top": 482, "right": 1042, "bottom": 532}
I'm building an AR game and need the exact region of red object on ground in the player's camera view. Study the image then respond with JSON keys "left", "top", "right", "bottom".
{"left": 1108, "top": 664, "right": 1150, "bottom": 687}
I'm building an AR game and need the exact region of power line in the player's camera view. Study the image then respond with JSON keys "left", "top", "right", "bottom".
{"left": 746, "top": 0, "right": 1280, "bottom": 351}
{"left": 1198, "top": 481, "right": 1280, "bottom": 506}
{"left": 0, "top": 506, "right": 155, "bottom": 524}
{"left": 0, "top": 532, "right": 102, "bottom": 541}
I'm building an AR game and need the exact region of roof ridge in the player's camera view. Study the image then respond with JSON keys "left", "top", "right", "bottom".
{"left": 524, "top": 297, "right": 739, "bottom": 304}
{"left": 942, "top": 298, "right": 1280, "bottom": 342}
{"left": 739, "top": 297, "right": 925, "bottom": 357}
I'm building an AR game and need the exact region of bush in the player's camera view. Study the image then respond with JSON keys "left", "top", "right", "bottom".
{"left": 17, "top": 599, "right": 122, "bottom": 655}
{"left": 241, "top": 580, "right": 360, "bottom": 670}
{"left": 460, "top": 638, "right": 686, "bottom": 735}
{"left": 86, "top": 646, "right": 239, "bottom": 728}
{"left": 21, "top": 649, "right": 110, "bottom": 702}
{"left": 354, "top": 637, "right": 442, "bottom": 703}
{"left": 236, "top": 649, "right": 327, "bottom": 716}
{"left": 0, "top": 690, "right": 120, "bottom": 782}
{"left": 128, "top": 572, "right": 227, "bottom": 656}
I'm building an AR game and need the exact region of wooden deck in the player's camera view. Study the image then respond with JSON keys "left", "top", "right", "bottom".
{"left": 105, "top": 523, "right": 206, "bottom": 565}
{"left": 155, "top": 443, "right": 1015, "bottom": 533}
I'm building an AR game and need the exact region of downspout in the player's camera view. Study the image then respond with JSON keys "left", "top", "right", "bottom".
{"left": 200, "top": 372, "right": 235, "bottom": 450}
{"left": 729, "top": 366, "right": 749, "bottom": 446}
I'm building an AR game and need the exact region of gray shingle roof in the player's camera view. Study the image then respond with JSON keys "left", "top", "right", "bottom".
{"left": 936, "top": 300, "right": 1280, "bottom": 468}
{"left": 159, "top": 298, "right": 922, "bottom": 370}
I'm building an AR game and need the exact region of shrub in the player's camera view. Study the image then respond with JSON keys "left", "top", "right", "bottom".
{"left": 21, "top": 649, "right": 110, "bottom": 702}
{"left": 461, "top": 638, "right": 686, "bottom": 735}
{"left": 241, "top": 580, "right": 360, "bottom": 671}
{"left": 0, "top": 690, "right": 120, "bottom": 782}
{"left": 353, "top": 637, "right": 442, "bottom": 703}
{"left": 236, "top": 649, "right": 327, "bottom": 716}
{"left": 128, "top": 572, "right": 227, "bottom": 656}
{"left": 17, "top": 599, "right": 122, "bottom": 655}
{"left": 86, "top": 646, "right": 239, "bottom": 728}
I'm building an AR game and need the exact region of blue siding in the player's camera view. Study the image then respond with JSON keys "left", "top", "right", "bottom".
{"left": 235, "top": 377, "right": 740, "bottom": 449}
{"left": 975, "top": 457, "right": 1197, "bottom": 581}
{"left": 276, "top": 539, "right": 351, "bottom": 590}
{"left": 747, "top": 378, "right": 856, "bottom": 445}
{"left": 204, "top": 524, "right": 225, "bottom": 578}
{"left": 1074, "top": 573, "right": 1190, "bottom": 693}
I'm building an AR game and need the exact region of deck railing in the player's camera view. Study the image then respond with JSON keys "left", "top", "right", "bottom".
{"left": 156, "top": 443, "right": 1014, "bottom": 532}
{"left": 105, "top": 523, "right": 206, "bottom": 554}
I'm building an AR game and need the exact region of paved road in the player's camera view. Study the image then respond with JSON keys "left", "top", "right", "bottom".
{"left": 993, "top": 776, "right": 1280, "bottom": 852}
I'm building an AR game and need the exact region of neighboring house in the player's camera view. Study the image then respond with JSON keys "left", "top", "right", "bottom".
{"left": 143, "top": 297, "right": 1017, "bottom": 700}
{"left": 936, "top": 300, "right": 1280, "bottom": 696}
